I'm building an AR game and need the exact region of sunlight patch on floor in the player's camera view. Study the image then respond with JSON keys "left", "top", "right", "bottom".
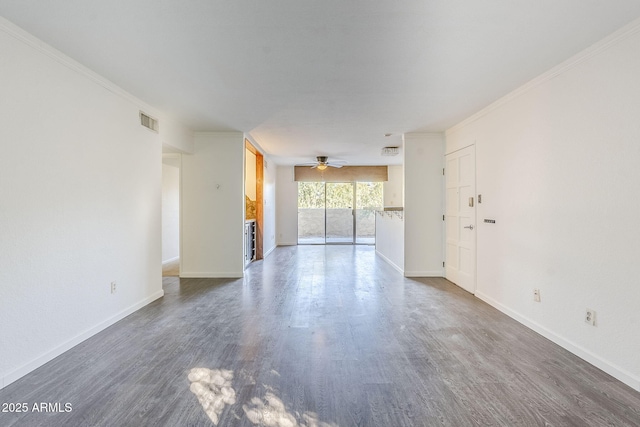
{"left": 189, "top": 368, "right": 338, "bottom": 426}
{"left": 243, "top": 392, "right": 338, "bottom": 427}
{"left": 188, "top": 368, "right": 236, "bottom": 425}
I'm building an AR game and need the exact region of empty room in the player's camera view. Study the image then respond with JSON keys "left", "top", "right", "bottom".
{"left": 1, "top": 1, "right": 640, "bottom": 426}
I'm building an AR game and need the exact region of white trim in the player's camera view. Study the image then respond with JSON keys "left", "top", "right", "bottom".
{"left": 1, "top": 290, "right": 164, "bottom": 390}
{"left": 475, "top": 291, "right": 640, "bottom": 393}
{"left": 0, "top": 15, "right": 160, "bottom": 118}
{"left": 375, "top": 250, "right": 404, "bottom": 274}
{"left": 404, "top": 270, "right": 444, "bottom": 277}
{"left": 162, "top": 256, "right": 179, "bottom": 265}
{"left": 180, "top": 272, "right": 243, "bottom": 278}
{"left": 446, "top": 16, "right": 640, "bottom": 137}
{"left": 403, "top": 132, "right": 445, "bottom": 139}
{"left": 445, "top": 142, "right": 476, "bottom": 156}
{"left": 277, "top": 242, "right": 299, "bottom": 246}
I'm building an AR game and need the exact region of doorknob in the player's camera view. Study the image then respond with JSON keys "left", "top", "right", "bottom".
{"left": 464, "top": 225, "right": 474, "bottom": 230}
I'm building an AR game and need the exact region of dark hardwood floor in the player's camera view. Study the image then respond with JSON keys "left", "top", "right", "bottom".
{"left": 1, "top": 245, "right": 639, "bottom": 426}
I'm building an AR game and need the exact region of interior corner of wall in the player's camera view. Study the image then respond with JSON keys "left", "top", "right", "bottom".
{"left": 159, "top": 118, "right": 195, "bottom": 154}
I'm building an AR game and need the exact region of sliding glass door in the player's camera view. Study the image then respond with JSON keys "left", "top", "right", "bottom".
{"left": 297, "top": 182, "right": 325, "bottom": 244}
{"left": 355, "top": 182, "right": 383, "bottom": 244}
{"left": 298, "top": 181, "right": 382, "bottom": 245}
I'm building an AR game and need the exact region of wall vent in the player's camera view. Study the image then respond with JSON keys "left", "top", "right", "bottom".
{"left": 140, "top": 111, "right": 159, "bottom": 132}
{"left": 381, "top": 146, "right": 399, "bottom": 156}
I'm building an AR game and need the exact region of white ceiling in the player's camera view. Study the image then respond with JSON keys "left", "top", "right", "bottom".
{"left": 2, "top": 1, "right": 640, "bottom": 166}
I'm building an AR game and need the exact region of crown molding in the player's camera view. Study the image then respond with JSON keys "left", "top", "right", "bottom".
{"left": 403, "top": 132, "right": 445, "bottom": 137}
{"left": 446, "top": 16, "right": 640, "bottom": 136}
{"left": 0, "top": 15, "right": 160, "bottom": 118}
{"left": 402, "top": 132, "right": 445, "bottom": 142}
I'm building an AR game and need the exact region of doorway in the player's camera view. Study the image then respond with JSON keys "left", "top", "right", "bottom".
{"left": 297, "top": 181, "right": 382, "bottom": 245}
{"left": 162, "top": 154, "right": 180, "bottom": 277}
{"left": 245, "top": 140, "right": 264, "bottom": 265}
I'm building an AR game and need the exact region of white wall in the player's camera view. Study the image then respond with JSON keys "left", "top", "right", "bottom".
{"left": 446, "top": 21, "right": 640, "bottom": 391}
{"left": 162, "top": 160, "right": 180, "bottom": 263}
{"left": 403, "top": 133, "right": 444, "bottom": 277}
{"left": 181, "top": 132, "right": 245, "bottom": 277}
{"left": 276, "top": 166, "right": 298, "bottom": 245}
{"left": 0, "top": 18, "right": 193, "bottom": 389}
{"left": 161, "top": 117, "right": 194, "bottom": 154}
{"left": 375, "top": 213, "right": 404, "bottom": 273}
{"left": 383, "top": 165, "right": 404, "bottom": 207}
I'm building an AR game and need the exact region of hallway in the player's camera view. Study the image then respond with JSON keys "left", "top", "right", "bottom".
{"left": 1, "top": 246, "right": 639, "bottom": 426}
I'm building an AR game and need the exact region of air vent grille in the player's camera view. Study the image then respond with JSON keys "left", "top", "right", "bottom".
{"left": 381, "top": 146, "right": 399, "bottom": 156}
{"left": 140, "top": 111, "right": 159, "bottom": 132}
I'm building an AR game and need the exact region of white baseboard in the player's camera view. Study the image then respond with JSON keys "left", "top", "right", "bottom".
{"left": 404, "top": 270, "right": 444, "bottom": 277}
{"left": 475, "top": 290, "right": 640, "bottom": 392}
{"left": 162, "top": 256, "right": 179, "bottom": 265}
{"left": 375, "top": 250, "right": 404, "bottom": 274}
{"left": 1, "top": 289, "right": 164, "bottom": 390}
{"left": 277, "top": 242, "right": 298, "bottom": 246}
{"left": 263, "top": 245, "right": 276, "bottom": 258}
{"left": 180, "top": 272, "right": 243, "bottom": 278}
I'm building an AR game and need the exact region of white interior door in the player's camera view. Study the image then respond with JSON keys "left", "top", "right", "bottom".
{"left": 445, "top": 145, "right": 476, "bottom": 293}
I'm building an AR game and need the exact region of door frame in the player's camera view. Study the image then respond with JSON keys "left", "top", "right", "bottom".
{"left": 245, "top": 139, "right": 263, "bottom": 260}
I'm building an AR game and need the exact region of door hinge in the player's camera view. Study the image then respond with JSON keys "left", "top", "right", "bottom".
{"left": 442, "top": 168, "right": 445, "bottom": 175}
{"left": 443, "top": 215, "right": 445, "bottom": 221}
{"left": 443, "top": 261, "right": 445, "bottom": 267}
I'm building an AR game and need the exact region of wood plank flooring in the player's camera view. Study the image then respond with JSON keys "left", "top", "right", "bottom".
{"left": 1, "top": 245, "right": 639, "bottom": 426}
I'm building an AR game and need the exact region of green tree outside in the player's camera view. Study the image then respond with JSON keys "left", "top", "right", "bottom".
{"left": 298, "top": 182, "right": 383, "bottom": 210}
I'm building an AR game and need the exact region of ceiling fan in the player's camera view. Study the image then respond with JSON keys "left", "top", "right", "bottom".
{"left": 302, "top": 156, "right": 346, "bottom": 170}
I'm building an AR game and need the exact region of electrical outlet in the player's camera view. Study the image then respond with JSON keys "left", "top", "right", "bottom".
{"left": 111, "top": 281, "right": 117, "bottom": 294}
{"left": 585, "top": 309, "right": 596, "bottom": 326}
{"left": 533, "top": 289, "right": 540, "bottom": 302}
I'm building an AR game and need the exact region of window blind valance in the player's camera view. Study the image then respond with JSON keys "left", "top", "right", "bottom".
{"left": 294, "top": 165, "right": 388, "bottom": 182}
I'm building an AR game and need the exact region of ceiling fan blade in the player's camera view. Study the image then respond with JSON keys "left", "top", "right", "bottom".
{"left": 328, "top": 164, "right": 343, "bottom": 168}
{"left": 310, "top": 165, "right": 318, "bottom": 169}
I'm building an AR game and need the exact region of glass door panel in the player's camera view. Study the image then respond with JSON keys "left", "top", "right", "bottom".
{"left": 325, "top": 182, "right": 354, "bottom": 244}
{"left": 297, "top": 182, "right": 326, "bottom": 244}
{"left": 355, "top": 182, "right": 383, "bottom": 244}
